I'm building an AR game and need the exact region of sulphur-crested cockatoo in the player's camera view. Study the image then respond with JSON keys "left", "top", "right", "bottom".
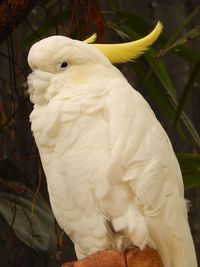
{"left": 27, "top": 22, "right": 197, "bottom": 267}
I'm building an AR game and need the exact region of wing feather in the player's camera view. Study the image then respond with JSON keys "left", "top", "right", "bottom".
{"left": 106, "top": 82, "right": 197, "bottom": 267}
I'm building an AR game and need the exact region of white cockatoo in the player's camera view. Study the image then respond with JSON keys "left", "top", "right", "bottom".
{"left": 27, "top": 22, "right": 197, "bottom": 267}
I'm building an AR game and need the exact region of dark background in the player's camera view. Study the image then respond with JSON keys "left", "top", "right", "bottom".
{"left": 0, "top": 1, "right": 199, "bottom": 266}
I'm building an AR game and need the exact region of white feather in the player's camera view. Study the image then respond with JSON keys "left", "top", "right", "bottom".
{"left": 28, "top": 35, "right": 197, "bottom": 266}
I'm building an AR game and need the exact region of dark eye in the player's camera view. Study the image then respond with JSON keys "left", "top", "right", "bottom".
{"left": 56, "top": 62, "right": 68, "bottom": 71}
{"left": 61, "top": 62, "right": 68, "bottom": 68}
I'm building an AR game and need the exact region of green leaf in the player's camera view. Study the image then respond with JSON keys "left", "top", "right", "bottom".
{"left": 0, "top": 187, "right": 56, "bottom": 255}
{"left": 174, "top": 60, "right": 200, "bottom": 126}
{"left": 159, "top": 6, "right": 200, "bottom": 56}
{"left": 110, "top": 22, "right": 176, "bottom": 95}
{"left": 108, "top": 22, "right": 200, "bottom": 147}
{"left": 113, "top": 11, "right": 200, "bottom": 63}
{"left": 172, "top": 45, "right": 200, "bottom": 63}
{"left": 21, "top": 17, "right": 58, "bottom": 48}
{"left": 146, "top": 49, "right": 175, "bottom": 94}
{"left": 114, "top": 11, "right": 154, "bottom": 36}
{"left": 159, "top": 25, "right": 200, "bottom": 57}
{"left": 20, "top": 8, "right": 71, "bottom": 48}
{"left": 177, "top": 153, "right": 200, "bottom": 189}
{"left": 133, "top": 60, "right": 176, "bottom": 123}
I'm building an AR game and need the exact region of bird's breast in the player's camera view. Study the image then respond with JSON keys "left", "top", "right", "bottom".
{"left": 31, "top": 99, "right": 112, "bottom": 207}
{"left": 32, "top": 105, "right": 114, "bottom": 248}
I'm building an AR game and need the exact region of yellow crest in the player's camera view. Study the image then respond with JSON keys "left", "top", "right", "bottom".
{"left": 84, "top": 22, "right": 163, "bottom": 63}
{"left": 84, "top": 33, "right": 97, "bottom": 44}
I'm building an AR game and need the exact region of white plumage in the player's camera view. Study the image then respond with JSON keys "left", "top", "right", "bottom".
{"left": 27, "top": 32, "right": 197, "bottom": 267}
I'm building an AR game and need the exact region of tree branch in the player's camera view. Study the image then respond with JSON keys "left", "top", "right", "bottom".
{"left": 62, "top": 248, "right": 162, "bottom": 267}
{"left": 0, "top": 0, "right": 39, "bottom": 44}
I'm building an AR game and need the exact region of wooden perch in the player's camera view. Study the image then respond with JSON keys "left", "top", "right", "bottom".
{"left": 0, "top": 0, "right": 39, "bottom": 44}
{"left": 62, "top": 248, "right": 162, "bottom": 267}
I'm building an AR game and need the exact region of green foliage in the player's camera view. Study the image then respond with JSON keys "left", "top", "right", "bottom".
{"left": 105, "top": 9, "right": 200, "bottom": 192}
{"left": 0, "top": 1, "right": 200, "bottom": 266}
{"left": 0, "top": 159, "right": 56, "bottom": 256}
{"left": 177, "top": 153, "right": 200, "bottom": 189}
{"left": 0, "top": 188, "right": 56, "bottom": 255}
{"left": 174, "top": 61, "right": 200, "bottom": 127}
{"left": 106, "top": 11, "right": 200, "bottom": 148}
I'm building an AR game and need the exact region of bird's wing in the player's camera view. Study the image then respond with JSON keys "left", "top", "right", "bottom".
{"left": 106, "top": 82, "right": 197, "bottom": 267}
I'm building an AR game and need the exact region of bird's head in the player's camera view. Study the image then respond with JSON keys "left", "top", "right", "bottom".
{"left": 28, "top": 35, "right": 111, "bottom": 73}
{"left": 27, "top": 35, "right": 113, "bottom": 104}
{"left": 27, "top": 22, "right": 163, "bottom": 105}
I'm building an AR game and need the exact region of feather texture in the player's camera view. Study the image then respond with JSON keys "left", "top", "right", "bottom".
{"left": 27, "top": 32, "right": 197, "bottom": 267}
{"left": 91, "top": 21, "right": 163, "bottom": 63}
{"left": 84, "top": 33, "right": 97, "bottom": 44}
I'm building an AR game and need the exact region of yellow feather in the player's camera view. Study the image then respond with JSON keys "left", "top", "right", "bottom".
{"left": 84, "top": 33, "right": 97, "bottom": 44}
{"left": 90, "top": 21, "right": 163, "bottom": 63}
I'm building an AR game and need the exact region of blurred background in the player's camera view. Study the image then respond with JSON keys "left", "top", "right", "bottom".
{"left": 0, "top": 0, "right": 199, "bottom": 266}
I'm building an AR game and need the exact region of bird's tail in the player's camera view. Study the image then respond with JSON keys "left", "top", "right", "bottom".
{"left": 147, "top": 204, "right": 197, "bottom": 267}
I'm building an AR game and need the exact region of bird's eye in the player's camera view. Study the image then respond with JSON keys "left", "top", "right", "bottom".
{"left": 61, "top": 62, "right": 68, "bottom": 68}
{"left": 56, "top": 62, "right": 68, "bottom": 71}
